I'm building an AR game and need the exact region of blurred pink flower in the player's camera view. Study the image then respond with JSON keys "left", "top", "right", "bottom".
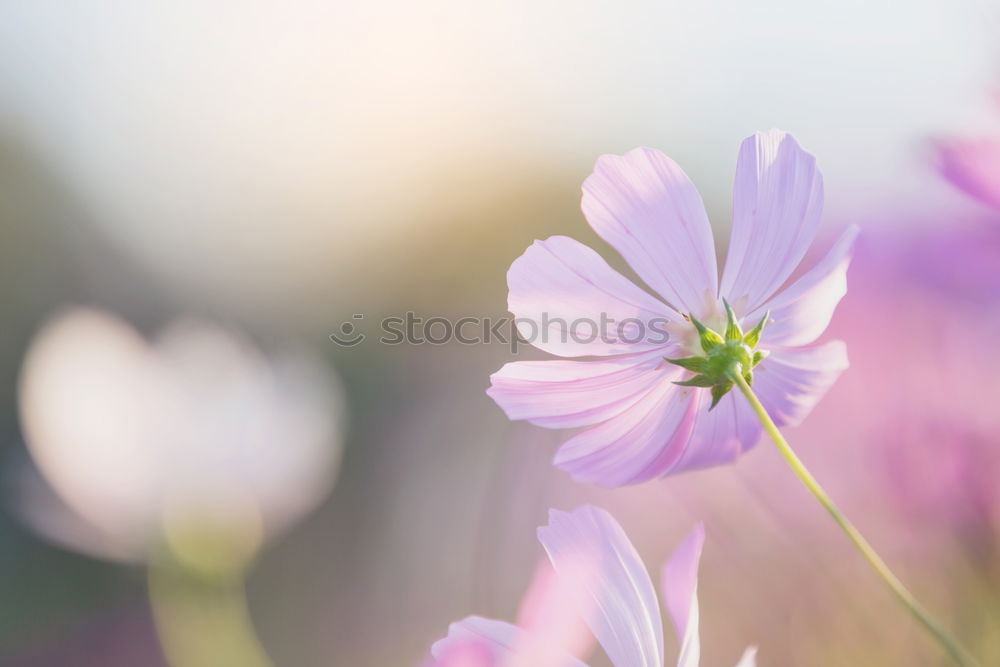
{"left": 15, "top": 308, "right": 343, "bottom": 563}
{"left": 877, "top": 419, "right": 1000, "bottom": 543}
{"left": 489, "top": 130, "right": 855, "bottom": 486}
{"left": 432, "top": 505, "right": 756, "bottom": 667}
{"left": 832, "top": 224, "right": 1000, "bottom": 565}
{"left": 937, "top": 137, "right": 1000, "bottom": 211}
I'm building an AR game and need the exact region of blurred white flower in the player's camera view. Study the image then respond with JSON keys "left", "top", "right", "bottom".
{"left": 15, "top": 308, "right": 343, "bottom": 566}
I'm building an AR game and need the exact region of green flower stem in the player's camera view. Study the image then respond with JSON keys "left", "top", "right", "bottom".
{"left": 148, "top": 558, "right": 274, "bottom": 667}
{"left": 729, "top": 370, "right": 979, "bottom": 667}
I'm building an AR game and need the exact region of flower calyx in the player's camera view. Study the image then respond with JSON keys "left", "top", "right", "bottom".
{"left": 666, "top": 299, "right": 769, "bottom": 410}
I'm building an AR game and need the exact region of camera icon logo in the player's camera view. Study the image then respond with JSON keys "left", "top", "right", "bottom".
{"left": 329, "top": 314, "right": 366, "bottom": 347}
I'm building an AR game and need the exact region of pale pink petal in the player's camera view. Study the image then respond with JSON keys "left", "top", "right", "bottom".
{"left": 431, "top": 617, "right": 512, "bottom": 667}
{"left": 721, "top": 131, "right": 824, "bottom": 313}
{"left": 510, "top": 561, "right": 598, "bottom": 667}
{"left": 432, "top": 615, "right": 589, "bottom": 667}
{"left": 661, "top": 523, "right": 705, "bottom": 667}
{"left": 754, "top": 342, "right": 849, "bottom": 428}
{"left": 507, "top": 236, "right": 679, "bottom": 357}
{"left": 538, "top": 506, "right": 664, "bottom": 667}
{"left": 734, "top": 647, "right": 758, "bottom": 667}
{"left": 748, "top": 226, "right": 858, "bottom": 347}
{"left": 582, "top": 148, "right": 718, "bottom": 314}
{"left": 487, "top": 351, "right": 672, "bottom": 429}
{"left": 432, "top": 634, "right": 497, "bottom": 667}
{"left": 668, "top": 389, "right": 762, "bottom": 474}
{"left": 552, "top": 372, "right": 699, "bottom": 487}
{"left": 937, "top": 138, "right": 1000, "bottom": 210}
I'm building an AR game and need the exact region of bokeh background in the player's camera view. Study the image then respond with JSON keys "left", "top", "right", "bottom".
{"left": 2, "top": 1, "right": 1000, "bottom": 665}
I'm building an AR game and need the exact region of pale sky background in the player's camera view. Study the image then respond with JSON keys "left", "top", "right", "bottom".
{"left": 0, "top": 0, "right": 997, "bottom": 307}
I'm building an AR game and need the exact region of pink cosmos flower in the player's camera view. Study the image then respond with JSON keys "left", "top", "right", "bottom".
{"left": 488, "top": 130, "right": 856, "bottom": 486}
{"left": 936, "top": 136, "right": 1000, "bottom": 211}
{"left": 431, "top": 505, "right": 756, "bottom": 667}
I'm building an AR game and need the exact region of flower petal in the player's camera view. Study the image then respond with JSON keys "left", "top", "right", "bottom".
{"left": 432, "top": 635, "right": 497, "bottom": 666}
{"left": 431, "top": 616, "right": 589, "bottom": 667}
{"left": 734, "top": 647, "right": 758, "bottom": 667}
{"left": 552, "top": 372, "right": 699, "bottom": 487}
{"left": 661, "top": 523, "right": 705, "bottom": 667}
{"left": 431, "top": 617, "right": 516, "bottom": 667}
{"left": 721, "top": 131, "right": 824, "bottom": 313}
{"left": 507, "top": 236, "right": 680, "bottom": 357}
{"left": 538, "top": 506, "right": 664, "bottom": 667}
{"left": 582, "top": 147, "right": 719, "bottom": 314}
{"left": 668, "top": 389, "right": 762, "bottom": 474}
{"left": 754, "top": 342, "right": 849, "bottom": 428}
{"left": 487, "top": 351, "right": 672, "bottom": 429}
{"left": 511, "top": 561, "right": 599, "bottom": 667}
{"left": 749, "top": 226, "right": 858, "bottom": 347}
{"left": 937, "top": 138, "right": 1000, "bottom": 210}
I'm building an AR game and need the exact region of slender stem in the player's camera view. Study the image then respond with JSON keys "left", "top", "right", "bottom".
{"left": 729, "top": 371, "right": 979, "bottom": 667}
{"left": 148, "top": 559, "right": 275, "bottom": 667}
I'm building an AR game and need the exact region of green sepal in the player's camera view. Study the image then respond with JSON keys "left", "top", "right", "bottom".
{"left": 668, "top": 307, "right": 769, "bottom": 404}
{"left": 709, "top": 382, "right": 734, "bottom": 410}
{"left": 674, "top": 374, "right": 716, "bottom": 388}
{"left": 743, "top": 310, "right": 770, "bottom": 348}
{"left": 723, "top": 298, "right": 743, "bottom": 342}
{"left": 689, "top": 315, "right": 724, "bottom": 352}
{"left": 665, "top": 356, "right": 709, "bottom": 373}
